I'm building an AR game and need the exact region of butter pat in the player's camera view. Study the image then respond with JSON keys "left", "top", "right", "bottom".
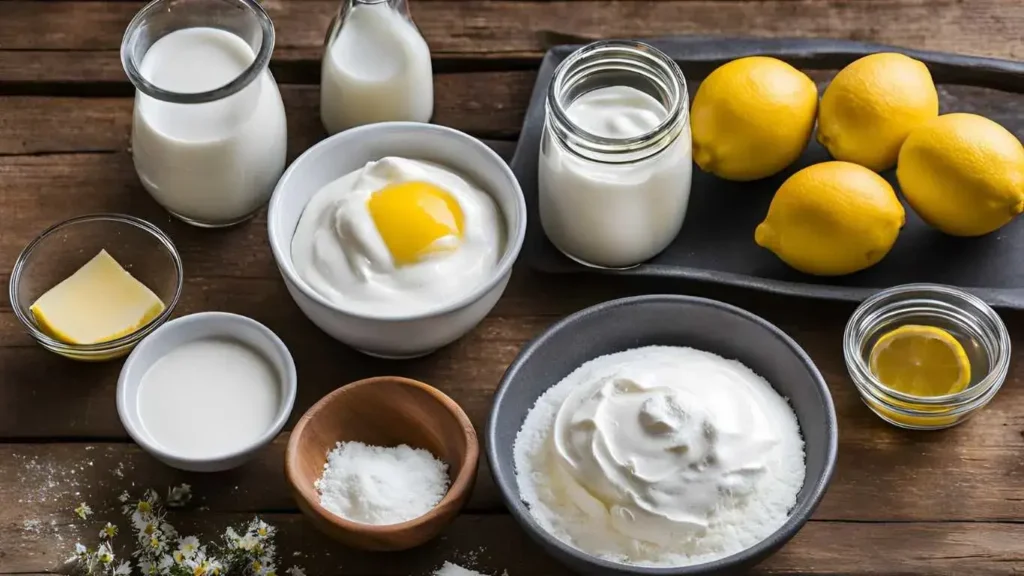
{"left": 30, "top": 250, "right": 165, "bottom": 344}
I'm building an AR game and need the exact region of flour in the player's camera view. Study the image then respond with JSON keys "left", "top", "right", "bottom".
{"left": 433, "top": 562, "right": 505, "bottom": 576}
{"left": 513, "top": 346, "right": 806, "bottom": 567}
{"left": 315, "top": 441, "right": 449, "bottom": 525}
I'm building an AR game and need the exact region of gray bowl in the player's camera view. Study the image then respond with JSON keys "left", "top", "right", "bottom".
{"left": 486, "top": 295, "right": 838, "bottom": 575}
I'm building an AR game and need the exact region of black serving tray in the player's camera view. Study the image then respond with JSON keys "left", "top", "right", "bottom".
{"left": 511, "top": 37, "right": 1024, "bottom": 308}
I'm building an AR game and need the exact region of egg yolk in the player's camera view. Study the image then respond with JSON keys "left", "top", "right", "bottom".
{"left": 367, "top": 181, "right": 465, "bottom": 266}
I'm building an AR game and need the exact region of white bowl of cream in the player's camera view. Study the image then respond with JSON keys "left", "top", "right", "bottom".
{"left": 267, "top": 122, "right": 526, "bottom": 359}
{"left": 116, "top": 312, "right": 297, "bottom": 472}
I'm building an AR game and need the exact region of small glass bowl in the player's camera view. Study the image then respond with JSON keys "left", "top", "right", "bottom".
{"left": 844, "top": 283, "right": 1010, "bottom": 430}
{"left": 9, "top": 214, "right": 183, "bottom": 361}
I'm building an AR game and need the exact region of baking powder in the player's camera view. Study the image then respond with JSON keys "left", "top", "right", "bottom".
{"left": 315, "top": 441, "right": 449, "bottom": 525}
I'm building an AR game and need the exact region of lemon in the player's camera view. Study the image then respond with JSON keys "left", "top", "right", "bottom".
{"left": 869, "top": 325, "right": 971, "bottom": 397}
{"left": 866, "top": 325, "right": 972, "bottom": 429}
{"left": 691, "top": 56, "right": 818, "bottom": 181}
{"left": 754, "top": 161, "right": 905, "bottom": 276}
{"left": 817, "top": 53, "right": 938, "bottom": 171}
{"left": 897, "top": 113, "right": 1024, "bottom": 237}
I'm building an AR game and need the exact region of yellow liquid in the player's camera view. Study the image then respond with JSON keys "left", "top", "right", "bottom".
{"left": 864, "top": 320, "right": 988, "bottom": 429}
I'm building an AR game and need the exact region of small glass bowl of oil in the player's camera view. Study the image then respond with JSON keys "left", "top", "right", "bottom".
{"left": 844, "top": 283, "right": 1010, "bottom": 430}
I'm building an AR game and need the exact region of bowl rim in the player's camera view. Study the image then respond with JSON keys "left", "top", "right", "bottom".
{"left": 116, "top": 311, "right": 298, "bottom": 467}
{"left": 266, "top": 121, "right": 527, "bottom": 323}
{"left": 486, "top": 294, "right": 839, "bottom": 574}
{"left": 8, "top": 213, "right": 184, "bottom": 352}
{"left": 284, "top": 375, "right": 480, "bottom": 536}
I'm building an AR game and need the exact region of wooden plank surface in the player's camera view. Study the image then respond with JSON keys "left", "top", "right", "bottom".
{"left": 9, "top": 513, "right": 1024, "bottom": 575}
{"left": 2, "top": 0, "right": 1024, "bottom": 573}
{"left": 1, "top": 0, "right": 1022, "bottom": 85}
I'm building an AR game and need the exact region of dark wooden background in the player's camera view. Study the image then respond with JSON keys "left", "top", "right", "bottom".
{"left": 1, "top": 1, "right": 1023, "bottom": 574}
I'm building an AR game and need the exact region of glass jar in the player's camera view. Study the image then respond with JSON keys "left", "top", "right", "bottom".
{"left": 844, "top": 283, "right": 1011, "bottom": 430}
{"left": 121, "top": 0, "right": 288, "bottom": 228}
{"left": 538, "top": 40, "right": 692, "bottom": 269}
{"left": 320, "top": 0, "right": 434, "bottom": 134}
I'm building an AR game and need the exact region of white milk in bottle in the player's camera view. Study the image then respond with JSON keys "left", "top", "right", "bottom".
{"left": 126, "top": 20, "right": 287, "bottom": 227}
{"left": 320, "top": 0, "right": 434, "bottom": 134}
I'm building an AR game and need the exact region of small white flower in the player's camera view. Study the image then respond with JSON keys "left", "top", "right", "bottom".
{"left": 177, "top": 535, "right": 201, "bottom": 557}
{"left": 146, "top": 532, "right": 168, "bottom": 555}
{"left": 158, "top": 554, "right": 175, "bottom": 570}
{"left": 132, "top": 511, "right": 156, "bottom": 534}
{"left": 96, "top": 542, "right": 114, "bottom": 564}
{"left": 286, "top": 566, "right": 306, "bottom": 576}
{"left": 206, "top": 559, "right": 224, "bottom": 576}
{"left": 99, "top": 522, "right": 118, "bottom": 539}
{"left": 74, "top": 543, "right": 88, "bottom": 555}
{"left": 134, "top": 500, "right": 154, "bottom": 519}
{"left": 254, "top": 519, "right": 275, "bottom": 539}
{"left": 74, "top": 503, "right": 92, "bottom": 520}
{"left": 167, "top": 484, "right": 192, "bottom": 508}
{"left": 139, "top": 560, "right": 157, "bottom": 575}
{"left": 113, "top": 561, "right": 132, "bottom": 576}
{"left": 236, "top": 533, "right": 260, "bottom": 551}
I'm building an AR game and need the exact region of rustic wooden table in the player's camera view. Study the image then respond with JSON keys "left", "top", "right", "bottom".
{"left": 2, "top": 1, "right": 1024, "bottom": 574}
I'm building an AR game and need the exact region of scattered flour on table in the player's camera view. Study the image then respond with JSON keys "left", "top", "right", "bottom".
{"left": 513, "top": 345, "right": 806, "bottom": 567}
{"left": 13, "top": 446, "right": 142, "bottom": 545}
{"left": 315, "top": 441, "right": 449, "bottom": 525}
{"left": 433, "top": 562, "right": 506, "bottom": 576}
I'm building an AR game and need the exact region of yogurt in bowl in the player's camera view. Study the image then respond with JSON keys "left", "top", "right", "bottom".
{"left": 290, "top": 157, "right": 504, "bottom": 317}
{"left": 267, "top": 122, "right": 526, "bottom": 359}
{"left": 487, "top": 295, "right": 837, "bottom": 575}
{"left": 515, "top": 346, "right": 805, "bottom": 566}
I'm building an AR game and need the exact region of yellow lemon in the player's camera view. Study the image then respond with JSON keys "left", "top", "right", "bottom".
{"left": 897, "top": 113, "right": 1024, "bottom": 237}
{"left": 754, "top": 161, "right": 905, "bottom": 276}
{"left": 691, "top": 56, "right": 818, "bottom": 181}
{"left": 817, "top": 53, "right": 938, "bottom": 171}
{"left": 869, "top": 325, "right": 971, "bottom": 397}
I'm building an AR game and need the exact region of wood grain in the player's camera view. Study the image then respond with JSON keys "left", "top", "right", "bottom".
{"left": 3, "top": 0, "right": 1024, "bottom": 573}
{"left": 0, "top": 75, "right": 530, "bottom": 156}
{"left": 1, "top": 0, "right": 1022, "bottom": 85}
{"left": 5, "top": 512, "right": 1024, "bottom": 575}
{"left": 3, "top": 82, "right": 1023, "bottom": 156}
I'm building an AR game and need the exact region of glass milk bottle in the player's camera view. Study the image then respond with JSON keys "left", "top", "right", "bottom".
{"left": 121, "top": 0, "right": 288, "bottom": 228}
{"left": 320, "top": 0, "right": 434, "bottom": 134}
{"left": 538, "top": 40, "right": 692, "bottom": 269}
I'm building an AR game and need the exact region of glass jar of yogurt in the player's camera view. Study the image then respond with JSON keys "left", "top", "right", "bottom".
{"left": 121, "top": 0, "right": 288, "bottom": 228}
{"left": 539, "top": 40, "right": 692, "bottom": 269}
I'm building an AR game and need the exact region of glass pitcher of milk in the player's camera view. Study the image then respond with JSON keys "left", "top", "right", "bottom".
{"left": 320, "top": 0, "right": 434, "bottom": 134}
{"left": 121, "top": 0, "right": 288, "bottom": 228}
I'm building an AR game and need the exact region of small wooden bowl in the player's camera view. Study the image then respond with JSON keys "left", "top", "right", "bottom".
{"left": 285, "top": 376, "right": 479, "bottom": 551}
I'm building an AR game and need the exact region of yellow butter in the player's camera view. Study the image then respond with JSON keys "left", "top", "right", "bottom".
{"left": 30, "top": 250, "right": 165, "bottom": 345}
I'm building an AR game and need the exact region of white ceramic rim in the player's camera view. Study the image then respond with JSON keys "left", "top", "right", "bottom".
{"left": 266, "top": 122, "right": 527, "bottom": 323}
{"left": 116, "top": 311, "right": 298, "bottom": 467}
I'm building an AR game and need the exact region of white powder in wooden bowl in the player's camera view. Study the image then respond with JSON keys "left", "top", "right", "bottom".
{"left": 314, "top": 441, "right": 449, "bottom": 525}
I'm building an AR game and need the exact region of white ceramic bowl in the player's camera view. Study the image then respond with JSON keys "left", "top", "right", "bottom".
{"left": 116, "top": 312, "right": 297, "bottom": 472}
{"left": 267, "top": 122, "right": 527, "bottom": 359}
